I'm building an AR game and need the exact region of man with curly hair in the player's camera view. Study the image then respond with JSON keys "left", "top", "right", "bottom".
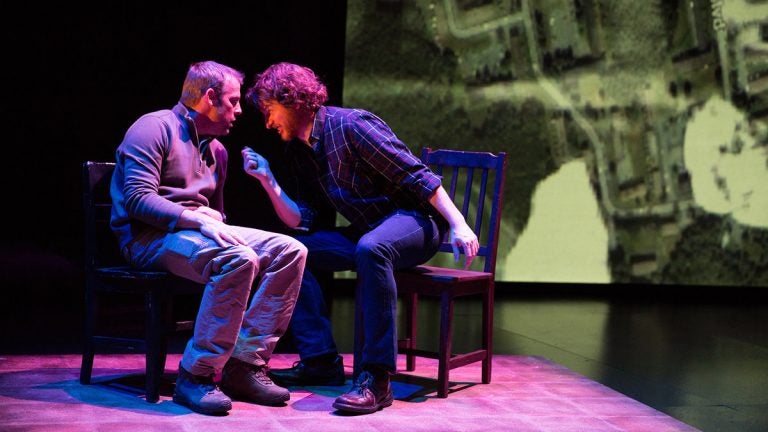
{"left": 241, "top": 62, "right": 478, "bottom": 414}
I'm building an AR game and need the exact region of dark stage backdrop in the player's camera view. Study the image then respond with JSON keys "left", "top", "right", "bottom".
{"left": 1, "top": 2, "right": 347, "bottom": 346}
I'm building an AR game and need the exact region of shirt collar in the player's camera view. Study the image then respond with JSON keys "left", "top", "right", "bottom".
{"left": 173, "top": 102, "right": 192, "bottom": 121}
{"left": 173, "top": 103, "right": 212, "bottom": 147}
{"left": 309, "top": 106, "right": 326, "bottom": 147}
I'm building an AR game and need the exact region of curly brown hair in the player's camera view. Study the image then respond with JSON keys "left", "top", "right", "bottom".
{"left": 246, "top": 62, "right": 328, "bottom": 112}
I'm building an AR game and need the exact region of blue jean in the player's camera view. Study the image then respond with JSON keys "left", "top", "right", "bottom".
{"left": 292, "top": 210, "right": 444, "bottom": 373}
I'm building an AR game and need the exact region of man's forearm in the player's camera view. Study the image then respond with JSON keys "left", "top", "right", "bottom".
{"left": 429, "top": 186, "right": 467, "bottom": 228}
{"left": 259, "top": 176, "right": 302, "bottom": 228}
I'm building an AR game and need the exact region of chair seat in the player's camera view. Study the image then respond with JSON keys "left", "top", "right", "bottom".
{"left": 95, "top": 266, "right": 175, "bottom": 280}
{"left": 397, "top": 265, "right": 491, "bottom": 282}
{"left": 396, "top": 266, "right": 493, "bottom": 297}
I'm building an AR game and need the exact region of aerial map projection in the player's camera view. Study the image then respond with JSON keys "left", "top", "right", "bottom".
{"left": 342, "top": 0, "right": 768, "bottom": 286}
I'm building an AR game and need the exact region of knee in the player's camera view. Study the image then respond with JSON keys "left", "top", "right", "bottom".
{"left": 354, "top": 237, "right": 394, "bottom": 264}
{"left": 279, "top": 235, "right": 309, "bottom": 264}
{"left": 213, "top": 245, "right": 259, "bottom": 276}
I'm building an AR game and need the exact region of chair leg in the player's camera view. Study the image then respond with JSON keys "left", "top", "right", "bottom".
{"left": 405, "top": 292, "right": 418, "bottom": 371}
{"left": 80, "top": 283, "right": 96, "bottom": 385}
{"left": 80, "top": 346, "right": 95, "bottom": 385}
{"left": 157, "top": 296, "right": 174, "bottom": 385}
{"left": 437, "top": 293, "right": 453, "bottom": 398}
{"left": 145, "top": 291, "right": 165, "bottom": 403}
{"left": 352, "top": 279, "right": 364, "bottom": 378}
{"left": 482, "top": 287, "right": 493, "bottom": 384}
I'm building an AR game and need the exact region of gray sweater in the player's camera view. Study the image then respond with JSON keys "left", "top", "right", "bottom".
{"left": 110, "top": 103, "right": 228, "bottom": 252}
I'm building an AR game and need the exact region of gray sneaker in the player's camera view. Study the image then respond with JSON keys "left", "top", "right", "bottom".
{"left": 173, "top": 365, "right": 232, "bottom": 415}
{"left": 221, "top": 357, "right": 290, "bottom": 406}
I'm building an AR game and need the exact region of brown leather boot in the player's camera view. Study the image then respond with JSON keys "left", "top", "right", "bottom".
{"left": 332, "top": 370, "right": 393, "bottom": 414}
{"left": 220, "top": 357, "right": 290, "bottom": 406}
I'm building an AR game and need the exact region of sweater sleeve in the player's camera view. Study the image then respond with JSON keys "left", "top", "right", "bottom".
{"left": 116, "top": 114, "right": 187, "bottom": 232}
{"left": 208, "top": 142, "right": 229, "bottom": 222}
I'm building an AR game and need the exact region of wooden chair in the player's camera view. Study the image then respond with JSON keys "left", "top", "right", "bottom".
{"left": 80, "top": 161, "right": 204, "bottom": 403}
{"left": 395, "top": 148, "right": 507, "bottom": 398}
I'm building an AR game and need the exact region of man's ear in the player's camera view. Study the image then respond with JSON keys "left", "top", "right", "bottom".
{"left": 205, "top": 88, "right": 218, "bottom": 106}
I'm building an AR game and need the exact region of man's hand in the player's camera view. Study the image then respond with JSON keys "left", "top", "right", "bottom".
{"left": 242, "top": 146, "right": 272, "bottom": 184}
{"left": 194, "top": 206, "right": 223, "bottom": 222}
{"left": 197, "top": 215, "right": 247, "bottom": 247}
{"left": 179, "top": 209, "right": 246, "bottom": 247}
{"left": 240, "top": 145, "right": 304, "bottom": 229}
{"left": 450, "top": 222, "right": 479, "bottom": 269}
{"left": 429, "top": 186, "right": 480, "bottom": 270}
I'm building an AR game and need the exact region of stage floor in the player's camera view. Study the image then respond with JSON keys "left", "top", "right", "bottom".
{"left": 0, "top": 353, "right": 700, "bottom": 432}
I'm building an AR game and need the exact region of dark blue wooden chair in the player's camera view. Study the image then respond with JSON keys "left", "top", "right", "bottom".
{"left": 395, "top": 148, "right": 507, "bottom": 398}
{"left": 80, "top": 161, "right": 203, "bottom": 403}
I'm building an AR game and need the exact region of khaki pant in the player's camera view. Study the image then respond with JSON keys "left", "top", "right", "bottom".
{"left": 124, "top": 226, "right": 307, "bottom": 375}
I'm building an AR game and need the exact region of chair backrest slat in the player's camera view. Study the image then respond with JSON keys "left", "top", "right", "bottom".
{"left": 474, "top": 168, "right": 489, "bottom": 236}
{"left": 420, "top": 148, "right": 507, "bottom": 275}
{"left": 448, "top": 166, "right": 459, "bottom": 198}
{"left": 83, "top": 161, "right": 122, "bottom": 269}
{"left": 462, "top": 167, "right": 473, "bottom": 217}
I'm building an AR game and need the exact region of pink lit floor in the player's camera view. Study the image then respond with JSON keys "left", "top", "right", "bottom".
{"left": 0, "top": 353, "right": 700, "bottom": 432}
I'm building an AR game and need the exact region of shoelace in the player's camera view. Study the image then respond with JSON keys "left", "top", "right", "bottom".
{"left": 351, "top": 371, "right": 374, "bottom": 394}
{"left": 252, "top": 366, "right": 275, "bottom": 385}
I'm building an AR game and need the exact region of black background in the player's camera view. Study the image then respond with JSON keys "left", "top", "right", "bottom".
{"left": 2, "top": 1, "right": 347, "bottom": 351}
